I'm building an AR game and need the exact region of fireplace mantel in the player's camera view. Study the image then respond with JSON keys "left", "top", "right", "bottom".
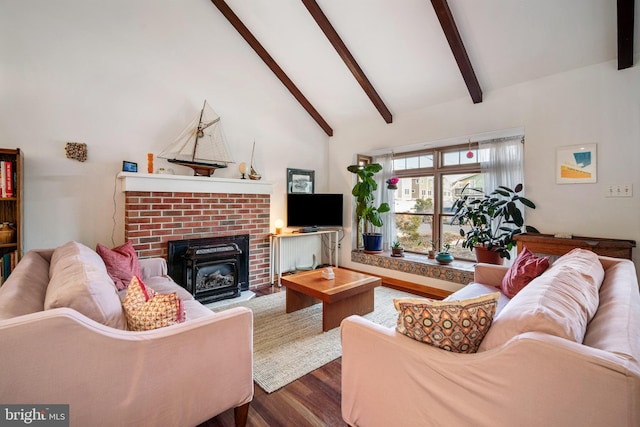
{"left": 118, "top": 172, "right": 273, "bottom": 195}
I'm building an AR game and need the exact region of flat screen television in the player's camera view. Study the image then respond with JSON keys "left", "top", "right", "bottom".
{"left": 287, "top": 193, "right": 343, "bottom": 229}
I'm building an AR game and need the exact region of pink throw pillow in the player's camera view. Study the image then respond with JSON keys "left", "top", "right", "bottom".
{"left": 500, "top": 246, "right": 549, "bottom": 298}
{"left": 96, "top": 241, "right": 142, "bottom": 291}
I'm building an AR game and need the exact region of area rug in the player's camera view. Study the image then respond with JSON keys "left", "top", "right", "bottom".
{"left": 213, "top": 286, "right": 415, "bottom": 393}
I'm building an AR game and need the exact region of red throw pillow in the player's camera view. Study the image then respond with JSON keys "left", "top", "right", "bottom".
{"left": 96, "top": 241, "right": 142, "bottom": 291}
{"left": 500, "top": 246, "right": 550, "bottom": 298}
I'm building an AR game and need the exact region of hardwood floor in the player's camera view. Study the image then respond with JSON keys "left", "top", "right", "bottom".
{"left": 198, "top": 283, "right": 346, "bottom": 427}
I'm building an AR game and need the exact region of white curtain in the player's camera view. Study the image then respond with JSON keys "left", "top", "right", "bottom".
{"left": 479, "top": 136, "right": 525, "bottom": 262}
{"left": 479, "top": 136, "right": 524, "bottom": 193}
{"left": 373, "top": 154, "right": 396, "bottom": 251}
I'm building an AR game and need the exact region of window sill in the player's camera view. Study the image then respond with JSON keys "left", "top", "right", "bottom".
{"left": 351, "top": 250, "right": 475, "bottom": 285}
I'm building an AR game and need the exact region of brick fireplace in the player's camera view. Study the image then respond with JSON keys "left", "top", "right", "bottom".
{"left": 119, "top": 173, "right": 273, "bottom": 290}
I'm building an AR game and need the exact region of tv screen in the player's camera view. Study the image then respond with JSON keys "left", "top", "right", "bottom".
{"left": 287, "top": 193, "right": 343, "bottom": 228}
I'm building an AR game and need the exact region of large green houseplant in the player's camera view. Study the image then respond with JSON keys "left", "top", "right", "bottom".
{"left": 347, "top": 163, "right": 390, "bottom": 252}
{"left": 451, "top": 183, "right": 540, "bottom": 263}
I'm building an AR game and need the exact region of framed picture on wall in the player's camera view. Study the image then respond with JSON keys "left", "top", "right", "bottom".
{"left": 287, "top": 168, "right": 315, "bottom": 194}
{"left": 556, "top": 144, "right": 597, "bottom": 184}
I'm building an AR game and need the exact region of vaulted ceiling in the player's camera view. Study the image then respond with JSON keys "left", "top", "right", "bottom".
{"left": 213, "top": 0, "right": 637, "bottom": 136}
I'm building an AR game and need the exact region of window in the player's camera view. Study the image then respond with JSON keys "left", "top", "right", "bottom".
{"left": 393, "top": 145, "right": 482, "bottom": 260}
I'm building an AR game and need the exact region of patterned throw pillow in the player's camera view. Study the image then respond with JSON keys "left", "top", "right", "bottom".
{"left": 500, "top": 246, "right": 550, "bottom": 298}
{"left": 394, "top": 293, "right": 499, "bottom": 353}
{"left": 122, "top": 276, "right": 185, "bottom": 331}
{"left": 96, "top": 241, "right": 142, "bottom": 291}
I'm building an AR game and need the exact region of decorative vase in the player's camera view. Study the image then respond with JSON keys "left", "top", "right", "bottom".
{"left": 428, "top": 250, "right": 436, "bottom": 259}
{"left": 435, "top": 252, "right": 453, "bottom": 265}
{"left": 0, "top": 222, "right": 15, "bottom": 244}
{"left": 474, "top": 245, "right": 504, "bottom": 265}
{"left": 362, "top": 233, "right": 383, "bottom": 253}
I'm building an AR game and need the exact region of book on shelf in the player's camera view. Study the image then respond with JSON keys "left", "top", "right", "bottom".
{"left": 0, "top": 161, "right": 15, "bottom": 198}
{"left": 0, "top": 250, "right": 17, "bottom": 284}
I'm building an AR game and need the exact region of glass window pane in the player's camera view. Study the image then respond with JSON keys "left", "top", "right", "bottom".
{"left": 441, "top": 173, "right": 483, "bottom": 213}
{"left": 393, "top": 158, "right": 406, "bottom": 170}
{"left": 406, "top": 156, "right": 419, "bottom": 169}
{"left": 460, "top": 149, "right": 478, "bottom": 164}
{"left": 440, "top": 216, "right": 474, "bottom": 260}
{"left": 419, "top": 155, "right": 433, "bottom": 168}
{"left": 395, "top": 214, "right": 433, "bottom": 253}
{"left": 394, "top": 177, "right": 434, "bottom": 214}
{"left": 442, "top": 151, "right": 459, "bottom": 166}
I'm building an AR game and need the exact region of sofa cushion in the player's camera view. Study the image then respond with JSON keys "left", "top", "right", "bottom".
{"left": 394, "top": 292, "right": 499, "bottom": 354}
{"left": 479, "top": 248, "right": 604, "bottom": 351}
{"left": 122, "top": 276, "right": 185, "bottom": 331}
{"left": 583, "top": 259, "right": 640, "bottom": 360}
{"left": 96, "top": 241, "right": 142, "bottom": 291}
{"left": 0, "top": 251, "right": 50, "bottom": 320}
{"left": 500, "top": 246, "right": 549, "bottom": 298}
{"left": 45, "top": 241, "right": 127, "bottom": 330}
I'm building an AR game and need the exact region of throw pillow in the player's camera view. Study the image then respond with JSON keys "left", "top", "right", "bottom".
{"left": 394, "top": 292, "right": 499, "bottom": 354}
{"left": 500, "top": 246, "right": 550, "bottom": 298}
{"left": 122, "top": 276, "right": 185, "bottom": 331}
{"left": 96, "top": 241, "right": 142, "bottom": 291}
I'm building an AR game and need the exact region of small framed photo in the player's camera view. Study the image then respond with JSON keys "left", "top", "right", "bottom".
{"left": 287, "top": 168, "right": 314, "bottom": 194}
{"left": 556, "top": 144, "right": 597, "bottom": 184}
{"left": 122, "top": 161, "right": 138, "bottom": 172}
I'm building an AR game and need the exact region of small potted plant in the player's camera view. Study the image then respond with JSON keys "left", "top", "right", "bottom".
{"left": 451, "top": 183, "right": 540, "bottom": 264}
{"left": 347, "top": 163, "right": 391, "bottom": 253}
{"left": 435, "top": 243, "right": 453, "bottom": 265}
{"left": 391, "top": 241, "right": 404, "bottom": 257}
{"left": 427, "top": 240, "right": 437, "bottom": 259}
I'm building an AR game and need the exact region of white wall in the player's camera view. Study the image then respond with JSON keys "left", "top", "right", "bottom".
{"left": 330, "top": 61, "right": 640, "bottom": 287}
{"left": 0, "top": 0, "right": 329, "bottom": 251}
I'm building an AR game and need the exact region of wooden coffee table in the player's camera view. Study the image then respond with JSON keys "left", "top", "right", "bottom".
{"left": 281, "top": 268, "right": 381, "bottom": 331}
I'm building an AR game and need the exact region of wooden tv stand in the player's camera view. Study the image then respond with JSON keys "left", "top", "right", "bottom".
{"left": 513, "top": 233, "right": 635, "bottom": 260}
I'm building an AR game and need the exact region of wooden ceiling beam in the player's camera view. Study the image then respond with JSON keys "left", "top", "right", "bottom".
{"left": 209, "top": 0, "right": 333, "bottom": 136}
{"left": 430, "top": 0, "right": 483, "bottom": 103}
{"left": 617, "top": 0, "right": 635, "bottom": 70}
{"left": 302, "top": 0, "right": 393, "bottom": 124}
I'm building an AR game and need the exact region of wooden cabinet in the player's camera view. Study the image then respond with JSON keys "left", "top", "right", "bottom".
{"left": 0, "top": 148, "right": 23, "bottom": 277}
{"left": 514, "top": 233, "right": 635, "bottom": 260}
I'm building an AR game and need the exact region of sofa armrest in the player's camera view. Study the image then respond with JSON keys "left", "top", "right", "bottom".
{"left": 0, "top": 307, "right": 253, "bottom": 427}
{"left": 474, "top": 262, "right": 508, "bottom": 287}
{"left": 139, "top": 257, "right": 168, "bottom": 278}
{"left": 341, "top": 315, "right": 640, "bottom": 427}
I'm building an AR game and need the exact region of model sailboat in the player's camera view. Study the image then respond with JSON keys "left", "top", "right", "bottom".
{"left": 158, "top": 100, "right": 235, "bottom": 176}
{"left": 248, "top": 140, "right": 261, "bottom": 180}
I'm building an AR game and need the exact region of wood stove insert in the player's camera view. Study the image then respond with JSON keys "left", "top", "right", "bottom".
{"left": 167, "top": 235, "right": 249, "bottom": 303}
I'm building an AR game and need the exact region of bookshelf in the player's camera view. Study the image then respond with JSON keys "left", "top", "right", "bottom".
{"left": 0, "top": 148, "right": 22, "bottom": 280}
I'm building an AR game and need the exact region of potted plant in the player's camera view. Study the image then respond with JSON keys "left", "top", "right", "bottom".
{"left": 391, "top": 241, "right": 404, "bottom": 257}
{"left": 347, "top": 163, "right": 391, "bottom": 253}
{"left": 435, "top": 243, "right": 453, "bottom": 264}
{"left": 451, "top": 183, "right": 540, "bottom": 264}
{"left": 427, "top": 240, "right": 437, "bottom": 259}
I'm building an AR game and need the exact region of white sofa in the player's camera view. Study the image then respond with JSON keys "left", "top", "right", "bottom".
{"left": 341, "top": 250, "right": 640, "bottom": 427}
{"left": 0, "top": 241, "right": 253, "bottom": 427}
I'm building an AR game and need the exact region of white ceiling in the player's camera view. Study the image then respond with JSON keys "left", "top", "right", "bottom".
{"left": 223, "top": 0, "right": 638, "bottom": 130}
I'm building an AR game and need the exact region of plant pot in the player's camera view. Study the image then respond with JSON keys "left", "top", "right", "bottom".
{"left": 362, "top": 233, "right": 383, "bottom": 253}
{"left": 474, "top": 245, "right": 505, "bottom": 265}
{"left": 435, "top": 252, "right": 453, "bottom": 265}
{"left": 427, "top": 250, "right": 436, "bottom": 259}
{"left": 391, "top": 247, "right": 404, "bottom": 257}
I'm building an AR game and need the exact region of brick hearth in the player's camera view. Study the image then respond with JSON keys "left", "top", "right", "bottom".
{"left": 120, "top": 174, "right": 272, "bottom": 290}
